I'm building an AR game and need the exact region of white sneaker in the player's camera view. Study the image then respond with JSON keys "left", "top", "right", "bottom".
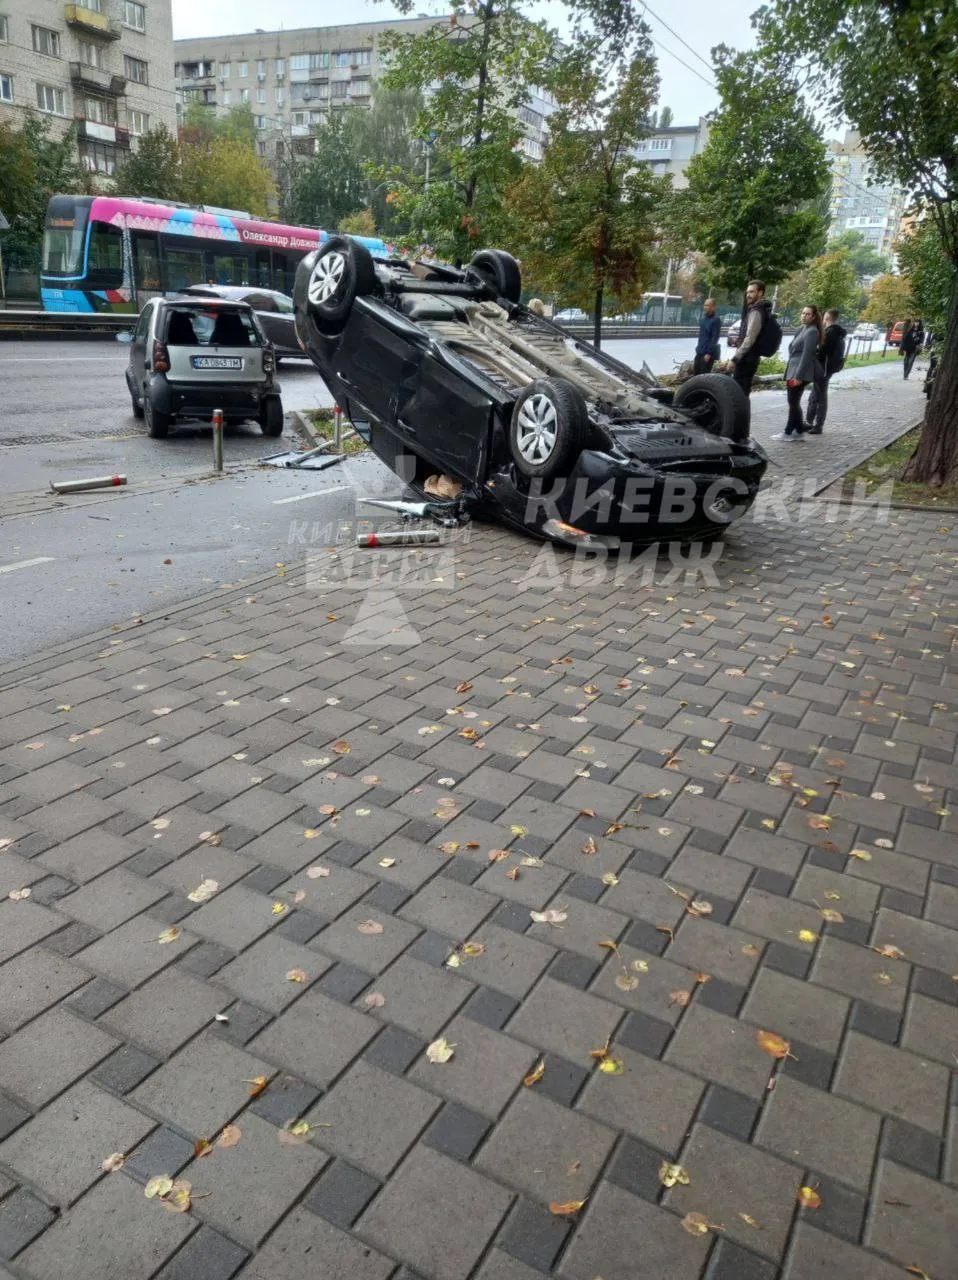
{"left": 770, "top": 432, "right": 803, "bottom": 441}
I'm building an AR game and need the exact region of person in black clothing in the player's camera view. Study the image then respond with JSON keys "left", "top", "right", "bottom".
{"left": 693, "top": 298, "right": 722, "bottom": 375}
{"left": 901, "top": 321, "right": 920, "bottom": 379}
{"left": 805, "top": 308, "right": 847, "bottom": 434}
{"left": 729, "top": 280, "right": 773, "bottom": 397}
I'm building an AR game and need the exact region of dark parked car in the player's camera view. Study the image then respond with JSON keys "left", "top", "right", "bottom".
{"left": 293, "top": 238, "right": 768, "bottom": 547}
{"left": 182, "top": 285, "right": 302, "bottom": 359}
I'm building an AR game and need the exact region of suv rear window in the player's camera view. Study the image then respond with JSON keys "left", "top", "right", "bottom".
{"left": 161, "top": 306, "right": 262, "bottom": 347}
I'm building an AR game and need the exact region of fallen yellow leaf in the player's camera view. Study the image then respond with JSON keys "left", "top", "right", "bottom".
{"left": 216, "top": 1124, "right": 242, "bottom": 1149}
{"left": 597, "top": 1057, "right": 624, "bottom": 1074}
{"left": 680, "top": 1211, "right": 712, "bottom": 1236}
{"left": 523, "top": 1059, "right": 545, "bottom": 1088}
{"left": 797, "top": 929, "right": 819, "bottom": 943}
{"left": 797, "top": 1186, "right": 822, "bottom": 1209}
{"left": 659, "top": 1161, "right": 690, "bottom": 1188}
{"left": 144, "top": 1175, "right": 174, "bottom": 1200}
{"left": 549, "top": 1198, "right": 587, "bottom": 1216}
{"left": 157, "top": 926, "right": 181, "bottom": 944}
{"left": 285, "top": 968, "right": 307, "bottom": 983}
{"left": 756, "top": 1029, "right": 791, "bottom": 1059}
{"left": 426, "top": 1037, "right": 455, "bottom": 1064}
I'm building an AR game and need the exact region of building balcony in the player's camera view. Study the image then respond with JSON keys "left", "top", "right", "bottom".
{"left": 64, "top": 4, "right": 121, "bottom": 39}
{"left": 70, "top": 63, "right": 126, "bottom": 95}
{"left": 75, "top": 116, "right": 130, "bottom": 147}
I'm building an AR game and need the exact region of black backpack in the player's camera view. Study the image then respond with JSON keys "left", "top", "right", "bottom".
{"left": 830, "top": 337, "right": 847, "bottom": 374}
{"left": 756, "top": 311, "right": 783, "bottom": 357}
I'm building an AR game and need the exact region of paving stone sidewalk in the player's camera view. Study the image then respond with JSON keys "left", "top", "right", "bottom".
{"left": 0, "top": 387, "right": 956, "bottom": 1280}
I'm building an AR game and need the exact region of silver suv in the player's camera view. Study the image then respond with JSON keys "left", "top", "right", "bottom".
{"left": 122, "top": 297, "right": 283, "bottom": 439}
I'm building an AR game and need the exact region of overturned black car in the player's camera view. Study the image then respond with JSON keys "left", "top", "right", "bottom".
{"left": 293, "top": 238, "right": 768, "bottom": 547}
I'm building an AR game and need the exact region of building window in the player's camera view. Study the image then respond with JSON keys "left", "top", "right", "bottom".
{"left": 310, "top": 52, "right": 329, "bottom": 70}
{"left": 222, "top": 89, "right": 231, "bottom": 106}
{"left": 238, "top": 61, "right": 248, "bottom": 77}
{"left": 124, "top": 54, "right": 148, "bottom": 84}
{"left": 257, "top": 139, "right": 266, "bottom": 156}
{"left": 349, "top": 49, "right": 371, "bottom": 65}
{"left": 0, "top": 16, "right": 8, "bottom": 43}
{"left": 291, "top": 110, "right": 307, "bottom": 126}
{"left": 129, "top": 108, "right": 149, "bottom": 134}
{"left": 331, "top": 80, "right": 348, "bottom": 97}
{"left": 82, "top": 95, "right": 116, "bottom": 124}
{"left": 221, "top": 62, "right": 230, "bottom": 79}
{"left": 256, "top": 87, "right": 266, "bottom": 103}
{"left": 32, "top": 25, "right": 60, "bottom": 58}
{"left": 78, "top": 41, "right": 104, "bottom": 68}
{"left": 350, "top": 79, "right": 370, "bottom": 97}
{"left": 240, "top": 87, "right": 249, "bottom": 103}
{"left": 0, "top": 73, "right": 12, "bottom": 102}
{"left": 334, "top": 52, "right": 349, "bottom": 68}
{"left": 122, "top": 1, "right": 145, "bottom": 32}
{"left": 274, "top": 87, "right": 284, "bottom": 106}
{"left": 36, "top": 83, "right": 65, "bottom": 114}
{"left": 275, "top": 58, "right": 285, "bottom": 77}
{"left": 256, "top": 59, "right": 266, "bottom": 77}
{"left": 254, "top": 114, "right": 266, "bottom": 129}
{"left": 290, "top": 54, "right": 308, "bottom": 71}
{"left": 649, "top": 137, "right": 671, "bottom": 152}
{"left": 80, "top": 140, "right": 117, "bottom": 175}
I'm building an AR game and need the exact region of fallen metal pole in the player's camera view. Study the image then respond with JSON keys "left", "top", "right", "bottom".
{"left": 50, "top": 474, "right": 127, "bottom": 494}
{"left": 212, "top": 407, "right": 224, "bottom": 472}
{"left": 357, "top": 529, "right": 441, "bottom": 547}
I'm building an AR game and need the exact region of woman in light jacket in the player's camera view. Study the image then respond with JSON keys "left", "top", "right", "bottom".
{"left": 773, "top": 305, "right": 824, "bottom": 440}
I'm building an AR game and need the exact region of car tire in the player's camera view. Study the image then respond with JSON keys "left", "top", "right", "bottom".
{"left": 144, "top": 392, "right": 171, "bottom": 439}
{"left": 260, "top": 396, "right": 284, "bottom": 437}
{"left": 303, "top": 236, "right": 376, "bottom": 333}
{"left": 509, "top": 377, "right": 589, "bottom": 480}
{"left": 130, "top": 388, "right": 144, "bottom": 420}
{"left": 673, "top": 373, "right": 750, "bottom": 441}
{"left": 468, "top": 249, "right": 522, "bottom": 304}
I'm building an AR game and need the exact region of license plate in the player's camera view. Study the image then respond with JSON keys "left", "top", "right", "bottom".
{"left": 191, "top": 356, "right": 242, "bottom": 369}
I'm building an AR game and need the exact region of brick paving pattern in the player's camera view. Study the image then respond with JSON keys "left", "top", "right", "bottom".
{"left": 0, "top": 384, "right": 956, "bottom": 1279}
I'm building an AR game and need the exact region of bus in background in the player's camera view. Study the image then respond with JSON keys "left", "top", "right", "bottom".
{"left": 636, "top": 292, "right": 685, "bottom": 324}
{"left": 40, "top": 194, "right": 388, "bottom": 314}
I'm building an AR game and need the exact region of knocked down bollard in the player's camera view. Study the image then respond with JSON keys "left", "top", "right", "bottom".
{"left": 357, "top": 529, "right": 442, "bottom": 547}
{"left": 212, "top": 407, "right": 224, "bottom": 472}
{"left": 50, "top": 474, "right": 127, "bottom": 494}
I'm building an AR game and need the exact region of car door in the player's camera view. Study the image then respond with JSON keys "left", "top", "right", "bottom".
{"left": 130, "top": 301, "right": 153, "bottom": 391}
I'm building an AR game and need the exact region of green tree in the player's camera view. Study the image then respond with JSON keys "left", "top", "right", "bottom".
{"left": 0, "top": 114, "right": 84, "bottom": 279}
{"left": 896, "top": 217, "right": 956, "bottom": 343}
{"left": 182, "top": 103, "right": 257, "bottom": 147}
{"left": 286, "top": 109, "right": 367, "bottom": 230}
{"left": 756, "top": 0, "right": 958, "bottom": 485}
{"left": 777, "top": 264, "right": 811, "bottom": 318}
{"left": 672, "top": 48, "right": 829, "bottom": 290}
{"left": 378, "top": 1, "right": 556, "bottom": 262}
{"left": 508, "top": 31, "right": 667, "bottom": 347}
{"left": 178, "top": 107, "right": 275, "bottom": 216}
{"left": 112, "top": 126, "right": 182, "bottom": 201}
{"left": 358, "top": 87, "right": 426, "bottom": 238}
{"left": 861, "top": 273, "right": 915, "bottom": 330}
{"left": 807, "top": 250, "right": 861, "bottom": 317}
{"left": 338, "top": 207, "right": 377, "bottom": 236}
{"left": 658, "top": 105, "right": 674, "bottom": 127}
{"left": 826, "top": 228, "right": 889, "bottom": 280}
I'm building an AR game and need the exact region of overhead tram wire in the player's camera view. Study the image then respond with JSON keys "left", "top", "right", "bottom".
{"left": 640, "top": 1, "right": 715, "bottom": 74}
{"left": 646, "top": 34, "right": 716, "bottom": 90}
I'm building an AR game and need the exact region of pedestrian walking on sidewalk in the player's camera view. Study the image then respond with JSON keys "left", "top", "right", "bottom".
{"left": 693, "top": 298, "right": 722, "bottom": 375}
{"left": 771, "top": 305, "right": 823, "bottom": 441}
{"left": 901, "top": 321, "right": 920, "bottom": 379}
{"left": 805, "top": 308, "right": 847, "bottom": 435}
{"left": 729, "top": 279, "right": 775, "bottom": 397}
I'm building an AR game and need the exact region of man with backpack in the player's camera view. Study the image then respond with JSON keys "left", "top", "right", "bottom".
{"left": 729, "top": 280, "right": 781, "bottom": 397}
{"left": 804, "top": 308, "right": 847, "bottom": 434}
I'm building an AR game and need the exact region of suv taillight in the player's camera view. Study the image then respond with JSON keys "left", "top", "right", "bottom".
{"left": 152, "top": 339, "right": 170, "bottom": 373}
{"left": 262, "top": 343, "right": 275, "bottom": 375}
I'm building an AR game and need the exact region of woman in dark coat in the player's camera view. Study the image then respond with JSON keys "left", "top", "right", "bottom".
{"left": 771, "top": 305, "right": 823, "bottom": 440}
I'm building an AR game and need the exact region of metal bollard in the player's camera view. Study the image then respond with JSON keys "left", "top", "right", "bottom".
{"left": 212, "top": 407, "right": 224, "bottom": 472}
{"left": 51, "top": 474, "right": 127, "bottom": 494}
{"left": 333, "top": 404, "right": 343, "bottom": 451}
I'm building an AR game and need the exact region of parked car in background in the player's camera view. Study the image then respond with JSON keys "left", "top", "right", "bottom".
{"left": 852, "top": 323, "right": 882, "bottom": 342}
{"left": 887, "top": 321, "right": 905, "bottom": 346}
{"left": 553, "top": 308, "right": 590, "bottom": 324}
{"left": 182, "top": 285, "right": 302, "bottom": 359}
{"left": 726, "top": 318, "right": 742, "bottom": 348}
{"left": 120, "top": 296, "right": 283, "bottom": 439}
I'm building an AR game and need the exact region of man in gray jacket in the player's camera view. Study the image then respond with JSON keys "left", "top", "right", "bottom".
{"left": 729, "top": 280, "right": 774, "bottom": 397}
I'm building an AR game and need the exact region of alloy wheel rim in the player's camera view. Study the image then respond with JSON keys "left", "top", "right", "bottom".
{"left": 308, "top": 253, "right": 346, "bottom": 306}
{"left": 515, "top": 393, "right": 558, "bottom": 463}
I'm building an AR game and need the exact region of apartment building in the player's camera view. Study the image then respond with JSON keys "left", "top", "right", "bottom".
{"left": 828, "top": 130, "right": 906, "bottom": 257}
{"left": 633, "top": 118, "right": 710, "bottom": 189}
{"left": 173, "top": 18, "right": 553, "bottom": 166}
{"left": 0, "top": 1, "right": 176, "bottom": 178}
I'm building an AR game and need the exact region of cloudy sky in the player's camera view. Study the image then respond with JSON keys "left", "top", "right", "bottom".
{"left": 170, "top": 0, "right": 761, "bottom": 124}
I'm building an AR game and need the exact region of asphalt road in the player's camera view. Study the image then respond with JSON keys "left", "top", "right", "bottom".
{"left": 0, "top": 334, "right": 900, "bottom": 665}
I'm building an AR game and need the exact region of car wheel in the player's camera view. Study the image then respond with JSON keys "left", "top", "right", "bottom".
{"left": 673, "top": 374, "right": 750, "bottom": 441}
{"left": 509, "top": 377, "right": 589, "bottom": 480}
{"left": 144, "top": 392, "right": 171, "bottom": 439}
{"left": 130, "top": 388, "right": 144, "bottom": 420}
{"left": 303, "top": 236, "right": 376, "bottom": 333}
{"left": 468, "top": 249, "right": 522, "bottom": 304}
{"left": 259, "top": 396, "right": 284, "bottom": 437}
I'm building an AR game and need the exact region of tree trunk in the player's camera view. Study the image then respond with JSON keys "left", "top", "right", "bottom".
{"left": 901, "top": 283, "right": 958, "bottom": 485}
{"left": 463, "top": 1, "right": 494, "bottom": 214}
{"left": 593, "top": 285, "right": 603, "bottom": 350}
